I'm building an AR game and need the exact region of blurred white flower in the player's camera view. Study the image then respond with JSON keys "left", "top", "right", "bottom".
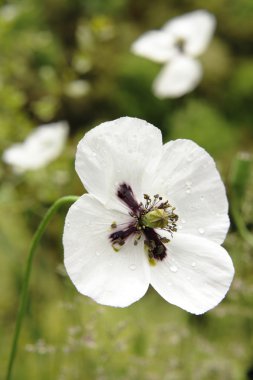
{"left": 131, "top": 10, "right": 216, "bottom": 98}
{"left": 3, "top": 121, "right": 69, "bottom": 173}
{"left": 63, "top": 117, "right": 234, "bottom": 314}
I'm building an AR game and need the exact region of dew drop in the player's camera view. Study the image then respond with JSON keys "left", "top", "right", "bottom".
{"left": 66, "top": 222, "right": 70, "bottom": 228}
{"left": 198, "top": 227, "right": 205, "bottom": 235}
{"left": 187, "top": 276, "right": 191, "bottom": 281}
{"left": 169, "top": 265, "right": 178, "bottom": 273}
{"left": 178, "top": 225, "right": 183, "bottom": 230}
{"left": 181, "top": 219, "right": 186, "bottom": 224}
{"left": 129, "top": 264, "right": 136, "bottom": 271}
{"left": 186, "top": 189, "right": 191, "bottom": 194}
{"left": 92, "top": 152, "right": 97, "bottom": 157}
{"left": 95, "top": 251, "right": 101, "bottom": 257}
{"left": 200, "top": 196, "right": 204, "bottom": 201}
{"left": 191, "top": 262, "right": 196, "bottom": 267}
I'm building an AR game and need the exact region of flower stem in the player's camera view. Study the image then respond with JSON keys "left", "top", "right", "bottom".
{"left": 5, "top": 195, "right": 78, "bottom": 380}
{"left": 230, "top": 195, "right": 253, "bottom": 248}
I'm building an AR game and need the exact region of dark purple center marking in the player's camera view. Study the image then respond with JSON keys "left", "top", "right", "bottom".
{"left": 117, "top": 183, "right": 141, "bottom": 214}
{"left": 110, "top": 224, "right": 137, "bottom": 246}
{"left": 143, "top": 228, "right": 167, "bottom": 261}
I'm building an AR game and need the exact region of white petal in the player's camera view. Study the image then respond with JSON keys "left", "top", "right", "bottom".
{"left": 153, "top": 56, "right": 202, "bottom": 98}
{"left": 63, "top": 194, "right": 150, "bottom": 307}
{"left": 2, "top": 121, "right": 69, "bottom": 172}
{"left": 146, "top": 139, "right": 229, "bottom": 244}
{"left": 131, "top": 30, "right": 177, "bottom": 63}
{"left": 150, "top": 233, "right": 234, "bottom": 314}
{"left": 163, "top": 10, "right": 216, "bottom": 56}
{"left": 75, "top": 117, "right": 162, "bottom": 212}
{"left": 2, "top": 143, "right": 31, "bottom": 174}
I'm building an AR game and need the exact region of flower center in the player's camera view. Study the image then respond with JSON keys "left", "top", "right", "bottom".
{"left": 175, "top": 37, "right": 186, "bottom": 53}
{"left": 109, "top": 183, "right": 178, "bottom": 264}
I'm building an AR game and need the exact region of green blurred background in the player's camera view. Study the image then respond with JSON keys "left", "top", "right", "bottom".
{"left": 1, "top": 0, "right": 253, "bottom": 379}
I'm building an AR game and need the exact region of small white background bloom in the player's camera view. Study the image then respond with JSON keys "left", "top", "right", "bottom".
{"left": 2, "top": 121, "right": 69, "bottom": 173}
{"left": 131, "top": 10, "right": 216, "bottom": 98}
{"left": 63, "top": 117, "right": 234, "bottom": 315}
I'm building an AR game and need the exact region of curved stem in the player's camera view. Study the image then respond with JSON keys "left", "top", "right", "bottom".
{"left": 230, "top": 195, "right": 253, "bottom": 248}
{"left": 6, "top": 195, "right": 78, "bottom": 380}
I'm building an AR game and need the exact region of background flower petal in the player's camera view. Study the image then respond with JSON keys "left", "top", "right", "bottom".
{"left": 152, "top": 56, "right": 202, "bottom": 98}
{"left": 163, "top": 10, "right": 216, "bottom": 56}
{"left": 75, "top": 117, "right": 162, "bottom": 212}
{"left": 150, "top": 233, "right": 234, "bottom": 314}
{"left": 2, "top": 121, "right": 69, "bottom": 172}
{"left": 131, "top": 30, "right": 177, "bottom": 63}
{"left": 146, "top": 139, "right": 229, "bottom": 244}
{"left": 63, "top": 194, "right": 150, "bottom": 307}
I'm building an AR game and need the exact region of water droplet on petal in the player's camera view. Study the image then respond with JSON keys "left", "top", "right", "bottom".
{"left": 200, "top": 196, "right": 204, "bottom": 201}
{"left": 129, "top": 264, "right": 136, "bottom": 271}
{"left": 66, "top": 222, "right": 70, "bottom": 228}
{"left": 181, "top": 219, "right": 186, "bottom": 224}
{"left": 95, "top": 251, "right": 101, "bottom": 257}
{"left": 169, "top": 265, "right": 178, "bottom": 273}
{"left": 191, "top": 262, "right": 196, "bottom": 267}
{"left": 198, "top": 228, "right": 205, "bottom": 235}
{"left": 178, "top": 225, "right": 183, "bottom": 230}
{"left": 187, "top": 276, "right": 191, "bottom": 280}
{"left": 186, "top": 189, "right": 191, "bottom": 194}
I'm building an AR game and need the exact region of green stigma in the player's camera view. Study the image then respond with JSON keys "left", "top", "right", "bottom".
{"left": 141, "top": 208, "right": 169, "bottom": 229}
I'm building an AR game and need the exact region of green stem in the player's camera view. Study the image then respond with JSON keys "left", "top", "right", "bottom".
{"left": 6, "top": 195, "right": 78, "bottom": 380}
{"left": 230, "top": 195, "right": 253, "bottom": 248}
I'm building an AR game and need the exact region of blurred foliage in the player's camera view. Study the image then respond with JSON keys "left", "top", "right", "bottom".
{"left": 0, "top": 0, "right": 253, "bottom": 379}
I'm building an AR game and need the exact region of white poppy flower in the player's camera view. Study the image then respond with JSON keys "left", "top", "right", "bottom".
{"left": 131, "top": 10, "right": 216, "bottom": 98}
{"left": 2, "top": 121, "right": 69, "bottom": 173}
{"left": 63, "top": 117, "right": 234, "bottom": 314}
